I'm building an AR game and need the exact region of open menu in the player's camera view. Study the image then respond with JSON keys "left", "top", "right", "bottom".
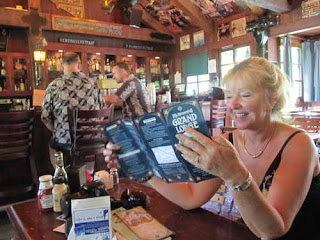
{"left": 104, "top": 98, "right": 215, "bottom": 183}
{"left": 115, "top": 206, "right": 174, "bottom": 240}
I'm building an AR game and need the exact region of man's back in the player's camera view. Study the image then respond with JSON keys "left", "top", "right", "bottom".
{"left": 41, "top": 71, "right": 106, "bottom": 145}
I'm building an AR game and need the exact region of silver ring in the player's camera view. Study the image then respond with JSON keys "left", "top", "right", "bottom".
{"left": 194, "top": 155, "right": 200, "bottom": 164}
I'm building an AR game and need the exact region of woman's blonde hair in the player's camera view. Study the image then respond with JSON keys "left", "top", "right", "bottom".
{"left": 222, "top": 57, "right": 291, "bottom": 121}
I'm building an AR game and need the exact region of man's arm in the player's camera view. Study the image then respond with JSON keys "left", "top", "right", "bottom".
{"left": 104, "top": 94, "right": 123, "bottom": 108}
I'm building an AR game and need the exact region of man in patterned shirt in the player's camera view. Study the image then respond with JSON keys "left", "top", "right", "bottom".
{"left": 41, "top": 52, "right": 106, "bottom": 164}
{"left": 106, "top": 62, "right": 151, "bottom": 118}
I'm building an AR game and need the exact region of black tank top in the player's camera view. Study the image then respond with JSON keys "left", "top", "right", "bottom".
{"left": 229, "top": 131, "right": 320, "bottom": 240}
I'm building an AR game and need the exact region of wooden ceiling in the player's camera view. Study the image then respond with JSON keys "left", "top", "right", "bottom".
{"left": 133, "top": 0, "right": 295, "bottom": 35}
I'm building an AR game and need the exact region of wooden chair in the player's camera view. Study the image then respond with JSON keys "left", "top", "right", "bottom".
{"left": 209, "top": 99, "right": 227, "bottom": 136}
{"left": 0, "top": 110, "right": 37, "bottom": 198}
{"left": 68, "top": 105, "right": 114, "bottom": 169}
{"left": 291, "top": 116, "right": 320, "bottom": 133}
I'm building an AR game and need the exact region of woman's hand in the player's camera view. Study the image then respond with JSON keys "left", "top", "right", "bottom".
{"left": 103, "top": 142, "right": 120, "bottom": 169}
{"left": 175, "top": 127, "right": 247, "bottom": 185}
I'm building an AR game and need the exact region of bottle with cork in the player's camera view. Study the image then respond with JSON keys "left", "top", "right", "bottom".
{"left": 52, "top": 152, "right": 69, "bottom": 212}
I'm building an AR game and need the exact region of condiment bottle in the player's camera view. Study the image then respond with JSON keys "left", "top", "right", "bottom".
{"left": 53, "top": 152, "right": 69, "bottom": 187}
{"left": 110, "top": 168, "right": 119, "bottom": 186}
{"left": 37, "top": 175, "right": 53, "bottom": 211}
{"left": 52, "top": 178, "right": 68, "bottom": 212}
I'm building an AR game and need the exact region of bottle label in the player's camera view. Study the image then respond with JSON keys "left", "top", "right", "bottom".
{"left": 40, "top": 194, "right": 53, "bottom": 209}
{"left": 53, "top": 184, "right": 68, "bottom": 212}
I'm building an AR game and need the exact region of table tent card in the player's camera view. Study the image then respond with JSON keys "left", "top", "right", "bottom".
{"left": 104, "top": 98, "right": 215, "bottom": 183}
{"left": 71, "top": 196, "right": 112, "bottom": 240}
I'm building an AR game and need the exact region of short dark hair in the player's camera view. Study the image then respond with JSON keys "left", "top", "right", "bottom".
{"left": 62, "top": 52, "right": 80, "bottom": 65}
{"left": 112, "top": 62, "right": 130, "bottom": 72}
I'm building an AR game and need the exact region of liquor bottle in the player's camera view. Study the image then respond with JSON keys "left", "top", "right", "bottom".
{"left": 0, "top": 60, "right": 5, "bottom": 76}
{"left": 95, "top": 60, "right": 100, "bottom": 72}
{"left": 19, "top": 78, "right": 25, "bottom": 91}
{"left": 52, "top": 177, "right": 68, "bottom": 212}
{"left": 106, "top": 58, "right": 111, "bottom": 72}
{"left": 53, "top": 152, "right": 69, "bottom": 186}
{"left": 52, "top": 152, "right": 69, "bottom": 212}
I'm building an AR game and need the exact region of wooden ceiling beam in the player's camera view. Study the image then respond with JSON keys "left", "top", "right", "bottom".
{"left": 171, "top": 0, "right": 213, "bottom": 36}
{"left": 246, "top": 3, "right": 266, "bottom": 16}
{"left": 242, "top": 0, "right": 292, "bottom": 13}
{"left": 131, "top": 5, "right": 173, "bottom": 35}
{"left": 0, "top": 8, "right": 174, "bottom": 44}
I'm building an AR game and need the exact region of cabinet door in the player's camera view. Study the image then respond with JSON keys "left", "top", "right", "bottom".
{"left": 87, "top": 53, "right": 102, "bottom": 79}
{"left": 0, "top": 55, "right": 9, "bottom": 95}
{"left": 47, "top": 50, "right": 64, "bottom": 84}
{"left": 12, "top": 56, "right": 31, "bottom": 94}
{"left": 136, "top": 57, "right": 146, "bottom": 86}
{"left": 104, "top": 54, "right": 116, "bottom": 77}
{"left": 150, "top": 58, "right": 161, "bottom": 91}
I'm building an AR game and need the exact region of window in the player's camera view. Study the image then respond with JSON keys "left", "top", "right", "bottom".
{"left": 279, "top": 45, "right": 302, "bottom": 97}
{"left": 186, "top": 74, "right": 210, "bottom": 96}
{"left": 183, "top": 53, "right": 210, "bottom": 95}
{"left": 220, "top": 46, "right": 251, "bottom": 79}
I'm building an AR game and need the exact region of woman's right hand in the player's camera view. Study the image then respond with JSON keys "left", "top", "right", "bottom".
{"left": 103, "top": 142, "right": 121, "bottom": 169}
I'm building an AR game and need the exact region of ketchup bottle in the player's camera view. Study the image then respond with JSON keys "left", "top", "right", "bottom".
{"left": 37, "top": 175, "right": 53, "bottom": 211}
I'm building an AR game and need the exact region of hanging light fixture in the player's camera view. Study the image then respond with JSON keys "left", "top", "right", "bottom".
{"left": 33, "top": 50, "right": 46, "bottom": 62}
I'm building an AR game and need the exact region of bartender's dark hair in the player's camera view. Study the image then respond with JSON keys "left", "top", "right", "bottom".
{"left": 112, "top": 62, "right": 130, "bottom": 73}
{"left": 62, "top": 52, "right": 80, "bottom": 65}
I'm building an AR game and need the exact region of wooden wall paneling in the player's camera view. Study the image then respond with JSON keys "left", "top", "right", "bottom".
{"left": 171, "top": 0, "right": 214, "bottom": 37}
{"left": 212, "top": 33, "right": 255, "bottom": 51}
{"left": 241, "top": 0, "right": 292, "bottom": 13}
{"left": 40, "top": 0, "right": 72, "bottom": 17}
{"left": 44, "top": 42, "right": 171, "bottom": 59}
{"left": 132, "top": 5, "right": 171, "bottom": 35}
{"left": 267, "top": 37, "right": 278, "bottom": 62}
{"left": 81, "top": 52, "right": 88, "bottom": 76}
{"left": 6, "top": 27, "right": 29, "bottom": 53}
{"left": 0, "top": 0, "right": 28, "bottom": 9}
{"left": 84, "top": 1, "right": 123, "bottom": 23}
{"left": 0, "top": 8, "right": 29, "bottom": 28}
{"left": 270, "top": 7, "right": 320, "bottom": 37}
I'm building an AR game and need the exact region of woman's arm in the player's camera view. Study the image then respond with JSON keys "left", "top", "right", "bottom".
{"left": 148, "top": 176, "right": 223, "bottom": 210}
{"left": 236, "top": 132, "right": 319, "bottom": 239}
{"left": 176, "top": 128, "right": 319, "bottom": 239}
{"left": 103, "top": 142, "right": 223, "bottom": 210}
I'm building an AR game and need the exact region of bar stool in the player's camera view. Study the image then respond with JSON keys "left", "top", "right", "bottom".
{"left": 68, "top": 104, "right": 114, "bottom": 174}
{"left": 0, "top": 110, "right": 37, "bottom": 200}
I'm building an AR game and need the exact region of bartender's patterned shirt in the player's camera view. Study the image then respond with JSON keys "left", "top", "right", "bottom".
{"left": 115, "top": 74, "right": 151, "bottom": 118}
{"left": 41, "top": 72, "right": 106, "bottom": 145}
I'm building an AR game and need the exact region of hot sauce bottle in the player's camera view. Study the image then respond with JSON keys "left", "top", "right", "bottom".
{"left": 37, "top": 175, "right": 53, "bottom": 211}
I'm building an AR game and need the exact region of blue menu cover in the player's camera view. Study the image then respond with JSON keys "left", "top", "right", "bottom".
{"left": 104, "top": 98, "right": 215, "bottom": 183}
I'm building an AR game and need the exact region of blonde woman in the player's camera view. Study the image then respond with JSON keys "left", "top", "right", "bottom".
{"left": 104, "top": 57, "right": 320, "bottom": 240}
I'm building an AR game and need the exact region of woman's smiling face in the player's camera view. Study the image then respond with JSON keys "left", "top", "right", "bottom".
{"left": 225, "top": 78, "right": 272, "bottom": 130}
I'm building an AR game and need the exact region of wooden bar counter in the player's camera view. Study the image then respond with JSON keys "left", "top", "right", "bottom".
{"left": 7, "top": 179, "right": 258, "bottom": 240}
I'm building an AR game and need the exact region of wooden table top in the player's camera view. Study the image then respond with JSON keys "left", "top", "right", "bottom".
{"left": 7, "top": 179, "right": 258, "bottom": 240}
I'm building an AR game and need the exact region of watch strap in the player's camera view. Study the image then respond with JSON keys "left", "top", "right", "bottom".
{"left": 230, "top": 172, "right": 252, "bottom": 192}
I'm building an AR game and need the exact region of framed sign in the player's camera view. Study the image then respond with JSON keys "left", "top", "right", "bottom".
{"left": 302, "top": 0, "right": 320, "bottom": 18}
{"left": 231, "top": 18, "right": 246, "bottom": 38}
{"left": 217, "top": 23, "right": 230, "bottom": 41}
{"left": 52, "top": 15, "right": 128, "bottom": 38}
{"left": 180, "top": 34, "right": 190, "bottom": 51}
{"left": 193, "top": 30, "right": 205, "bottom": 47}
